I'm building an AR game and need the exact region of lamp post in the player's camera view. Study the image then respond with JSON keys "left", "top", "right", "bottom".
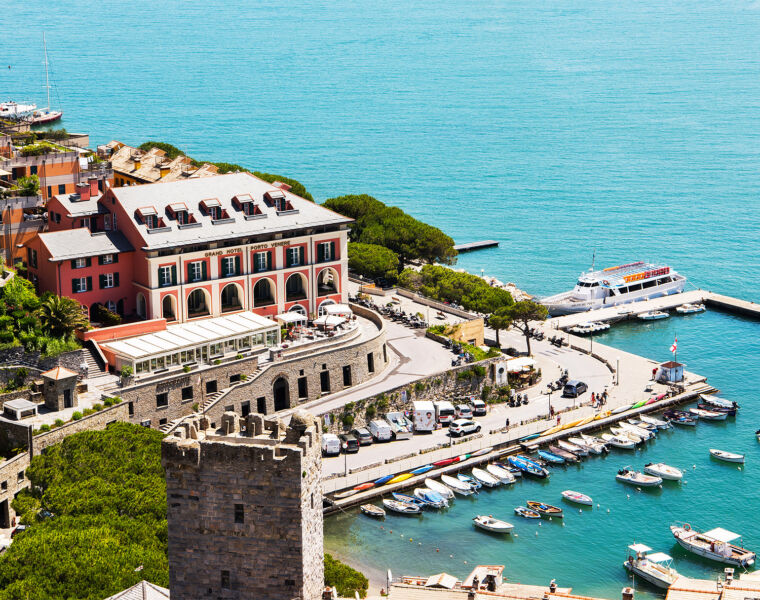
{"left": 617, "top": 356, "right": 621, "bottom": 386}
{"left": 548, "top": 388, "right": 552, "bottom": 419}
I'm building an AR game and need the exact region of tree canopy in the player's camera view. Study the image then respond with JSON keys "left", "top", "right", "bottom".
{"left": 323, "top": 194, "right": 457, "bottom": 267}
{"left": 347, "top": 242, "right": 399, "bottom": 283}
{"left": 399, "top": 265, "right": 513, "bottom": 314}
{"left": 501, "top": 300, "right": 548, "bottom": 355}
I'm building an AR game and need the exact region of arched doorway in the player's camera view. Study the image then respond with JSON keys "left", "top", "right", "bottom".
{"left": 285, "top": 273, "right": 307, "bottom": 302}
{"left": 187, "top": 289, "right": 210, "bottom": 318}
{"left": 162, "top": 295, "right": 176, "bottom": 321}
{"left": 136, "top": 293, "right": 146, "bottom": 318}
{"left": 273, "top": 377, "right": 290, "bottom": 411}
{"left": 318, "top": 299, "right": 336, "bottom": 316}
{"left": 253, "top": 278, "right": 275, "bottom": 307}
{"left": 221, "top": 283, "right": 243, "bottom": 313}
{"left": 317, "top": 268, "right": 338, "bottom": 296}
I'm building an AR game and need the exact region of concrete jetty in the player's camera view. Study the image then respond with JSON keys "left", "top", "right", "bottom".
{"left": 453, "top": 240, "right": 499, "bottom": 252}
{"left": 548, "top": 289, "right": 760, "bottom": 330}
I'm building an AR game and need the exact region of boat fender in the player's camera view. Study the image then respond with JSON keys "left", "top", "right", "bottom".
{"left": 684, "top": 523, "right": 691, "bottom": 531}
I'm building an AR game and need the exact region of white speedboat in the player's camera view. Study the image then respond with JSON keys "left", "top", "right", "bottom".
{"left": 690, "top": 408, "right": 727, "bottom": 421}
{"left": 440, "top": 474, "right": 475, "bottom": 496}
{"left": 709, "top": 449, "right": 745, "bottom": 463}
{"left": 561, "top": 490, "right": 593, "bottom": 506}
{"left": 0, "top": 101, "right": 37, "bottom": 119}
{"left": 610, "top": 427, "right": 643, "bottom": 445}
{"left": 425, "top": 478, "right": 454, "bottom": 499}
{"left": 581, "top": 433, "right": 609, "bottom": 446}
{"left": 616, "top": 467, "right": 662, "bottom": 487}
{"left": 676, "top": 303, "right": 705, "bottom": 314}
{"left": 601, "top": 433, "right": 635, "bottom": 449}
{"left": 558, "top": 439, "right": 588, "bottom": 456}
{"left": 638, "top": 310, "right": 669, "bottom": 321}
{"left": 700, "top": 394, "right": 737, "bottom": 410}
{"left": 471, "top": 468, "right": 500, "bottom": 487}
{"left": 640, "top": 414, "right": 671, "bottom": 429}
{"left": 623, "top": 544, "right": 679, "bottom": 589}
{"left": 627, "top": 418, "right": 657, "bottom": 432}
{"left": 473, "top": 515, "right": 513, "bottom": 534}
{"left": 486, "top": 463, "right": 516, "bottom": 484}
{"left": 382, "top": 499, "right": 421, "bottom": 514}
{"left": 569, "top": 321, "right": 610, "bottom": 334}
{"left": 619, "top": 422, "right": 655, "bottom": 440}
{"left": 644, "top": 462, "right": 683, "bottom": 481}
{"left": 541, "top": 262, "right": 686, "bottom": 316}
{"left": 569, "top": 436, "right": 604, "bottom": 454}
{"left": 671, "top": 524, "right": 755, "bottom": 567}
{"left": 414, "top": 488, "right": 448, "bottom": 508}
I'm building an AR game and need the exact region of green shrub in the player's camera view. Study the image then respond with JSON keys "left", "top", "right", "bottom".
{"left": 183, "top": 365, "right": 191, "bottom": 373}
{"left": 214, "top": 359, "right": 221, "bottom": 365}
{"left": 53, "top": 419, "right": 64, "bottom": 428}
{"left": 91, "top": 303, "right": 122, "bottom": 326}
{"left": 341, "top": 413, "right": 355, "bottom": 428}
{"left": 120, "top": 365, "right": 133, "bottom": 379}
{"left": 71, "top": 411, "right": 82, "bottom": 421}
{"left": 111, "top": 397, "right": 122, "bottom": 404}
{"left": 472, "top": 365, "right": 487, "bottom": 378}
{"left": 38, "top": 424, "right": 50, "bottom": 433}
{"left": 103, "top": 398, "right": 114, "bottom": 408}
{"left": 427, "top": 324, "right": 446, "bottom": 335}
{"left": 235, "top": 353, "right": 243, "bottom": 360}
{"left": 481, "top": 385, "right": 492, "bottom": 401}
{"left": 82, "top": 408, "right": 94, "bottom": 417}
{"left": 324, "top": 553, "right": 368, "bottom": 598}
{"left": 92, "top": 403, "right": 103, "bottom": 412}
{"left": 365, "top": 404, "right": 376, "bottom": 419}
{"left": 192, "top": 403, "right": 199, "bottom": 412}
{"left": 414, "top": 381, "right": 425, "bottom": 393}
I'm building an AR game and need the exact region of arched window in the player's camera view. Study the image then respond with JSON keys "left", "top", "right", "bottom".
{"left": 187, "top": 289, "right": 210, "bottom": 318}
{"left": 253, "top": 279, "right": 275, "bottom": 307}
{"left": 136, "top": 293, "right": 146, "bottom": 318}
{"left": 285, "top": 273, "right": 307, "bottom": 302}
{"left": 273, "top": 377, "right": 290, "bottom": 411}
{"left": 317, "top": 268, "right": 338, "bottom": 296}
{"left": 221, "top": 283, "right": 242, "bottom": 313}
{"left": 162, "top": 295, "right": 176, "bottom": 321}
{"left": 318, "top": 299, "right": 336, "bottom": 316}
{"left": 289, "top": 304, "right": 306, "bottom": 315}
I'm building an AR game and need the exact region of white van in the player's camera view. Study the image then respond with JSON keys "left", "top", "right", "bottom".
{"left": 321, "top": 433, "right": 341, "bottom": 456}
{"left": 471, "top": 399, "right": 487, "bottom": 416}
{"left": 434, "top": 401, "right": 456, "bottom": 426}
{"left": 368, "top": 419, "right": 393, "bottom": 442}
{"left": 412, "top": 400, "right": 436, "bottom": 433}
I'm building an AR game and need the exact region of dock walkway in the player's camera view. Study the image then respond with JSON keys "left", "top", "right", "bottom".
{"left": 453, "top": 240, "right": 499, "bottom": 252}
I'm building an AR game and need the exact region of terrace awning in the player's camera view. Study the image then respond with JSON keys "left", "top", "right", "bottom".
{"left": 276, "top": 312, "right": 307, "bottom": 325}
{"left": 506, "top": 357, "right": 536, "bottom": 372}
{"left": 324, "top": 303, "right": 352, "bottom": 316}
{"left": 314, "top": 315, "right": 345, "bottom": 328}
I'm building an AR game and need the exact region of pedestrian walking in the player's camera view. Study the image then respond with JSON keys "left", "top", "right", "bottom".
{"left": 505, "top": 418, "right": 510, "bottom": 429}
{"left": 591, "top": 392, "right": 595, "bottom": 406}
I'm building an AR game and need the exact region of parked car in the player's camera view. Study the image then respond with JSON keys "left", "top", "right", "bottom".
{"left": 455, "top": 404, "right": 473, "bottom": 419}
{"left": 338, "top": 433, "right": 360, "bottom": 453}
{"left": 368, "top": 419, "right": 393, "bottom": 442}
{"left": 350, "top": 427, "right": 373, "bottom": 446}
{"left": 562, "top": 380, "right": 588, "bottom": 398}
{"left": 321, "top": 433, "right": 341, "bottom": 456}
{"left": 449, "top": 419, "right": 481, "bottom": 438}
{"left": 471, "top": 399, "right": 487, "bottom": 416}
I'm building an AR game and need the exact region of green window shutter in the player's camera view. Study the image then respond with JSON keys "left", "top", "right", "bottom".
{"left": 234, "top": 255, "right": 241, "bottom": 276}
{"left": 114, "top": 273, "right": 120, "bottom": 287}
{"left": 85, "top": 257, "right": 92, "bottom": 267}
{"left": 330, "top": 241, "right": 336, "bottom": 260}
{"left": 201, "top": 261, "right": 207, "bottom": 281}
{"left": 86, "top": 276, "right": 92, "bottom": 291}
{"left": 99, "top": 275, "right": 106, "bottom": 289}
{"left": 70, "top": 260, "right": 77, "bottom": 269}
{"left": 221, "top": 258, "right": 228, "bottom": 278}
{"left": 113, "top": 254, "right": 119, "bottom": 264}
{"left": 299, "top": 246, "right": 304, "bottom": 266}
{"left": 171, "top": 265, "right": 177, "bottom": 285}
{"left": 317, "top": 243, "right": 324, "bottom": 263}
{"left": 98, "top": 256, "right": 104, "bottom": 266}
{"left": 266, "top": 251, "right": 272, "bottom": 271}
{"left": 71, "top": 278, "right": 77, "bottom": 293}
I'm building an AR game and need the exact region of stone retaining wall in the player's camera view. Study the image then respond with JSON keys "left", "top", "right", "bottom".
{"left": 0, "top": 348, "right": 87, "bottom": 379}
{"left": 32, "top": 402, "right": 130, "bottom": 455}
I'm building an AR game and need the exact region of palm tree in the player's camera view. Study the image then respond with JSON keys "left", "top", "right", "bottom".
{"left": 39, "top": 296, "right": 88, "bottom": 338}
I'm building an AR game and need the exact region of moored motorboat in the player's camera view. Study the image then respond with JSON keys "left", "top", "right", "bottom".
{"left": 627, "top": 418, "right": 657, "bottom": 432}
{"left": 663, "top": 410, "right": 696, "bottom": 426}
{"left": 569, "top": 321, "right": 611, "bottom": 334}
{"left": 440, "top": 474, "right": 475, "bottom": 495}
{"left": 638, "top": 310, "right": 669, "bottom": 320}
{"left": 425, "top": 478, "right": 454, "bottom": 499}
{"left": 558, "top": 439, "right": 588, "bottom": 456}
{"left": 473, "top": 514, "right": 513, "bottom": 534}
{"left": 361, "top": 504, "right": 386, "bottom": 518}
{"left": 561, "top": 490, "right": 593, "bottom": 506}
{"left": 471, "top": 468, "right": 500, "bottom": 487}
{"left": 526, "top": 501, "right": 563, "bottom": 518}
{"left": 601, "top": 433, "right": 635, "bottom": 449}
{"left": 616, "top": 467, "right": 662, "bottom": 487}
{"left": 619, "top": 422, "right": 655, "bottom": 440}
{"left": 709, "top": 449, "right": 745, "bottom": 463}
{"left": 413, "top": 488, "right": 448, "bottom": 508}
{"left": 610, "top": 427, "right": 643, "bottom": 444}
{"left": 508, "top": 455, "right": 550, "bottom": 478}
{"left": 640, "top": 414, "right": 671, "bottom": 429}
{"left": 700, "top": 394, "right": 738, "bottom": 411}
{"left": 689, "top": 408, "right": 727, "bottom": 421}
{"left": 569, "top": 436, "right": 604, "bottom": 454}
{"left": 623, "top": 544, "right": 679, "bottom": 589}
{"left": 581, "top": 433, "right": 610, "bottom": 446}
{"left": 644, "top": 462, "right": 683, "bottom": 481}
{"left": 392, "top": 492, "right": 424, "bottom": 507}
{"left": 514, "top": 506, "right": 542, "bottom": 519}
{"left": 537, "top": 449, "right": 565, "bottom": 464}
{"left": 457, "top": 473, "right": 482, "bottom": 491}
{"left": 383, "top": 499, "right": 421, "bottom": 514}
{"left": 486, "top": 463, "right": 516, "bottom": 484}
{"left": 697, "top": 403, "right": 736, "bottom": 416}
{"left": 671, "top": 524, "right": 755, "bottom": 567}
{"left": 676, "top": 303, "right": 705, "bottom": 314}
{"left": 548, "top": 445, "right": 580, "bottom": 462}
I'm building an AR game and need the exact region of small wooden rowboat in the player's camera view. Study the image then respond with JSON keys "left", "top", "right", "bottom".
{"left": 514, "top": 506, "right": 541, "bottom": 519}
{"left": 360, "top": 504, "right": 386, "bottom": 518}
{"left": 383, "top": 499, "right": 420, "bottom": 514}
{"left": 527, "top": 501, "right": 563, "bottom": 518}
{"left": 710, "top": 449, "right": 745, "bottom": 463}
{"left": 473, "top": 514, "right": 513, "bottom": 534}
{"left": 689, "top": 408, "right": 727, "bottom": 421}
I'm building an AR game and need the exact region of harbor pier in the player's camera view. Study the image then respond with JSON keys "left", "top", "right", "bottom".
{"left": 453, "top": 240, "right": 499, "bottom": 253}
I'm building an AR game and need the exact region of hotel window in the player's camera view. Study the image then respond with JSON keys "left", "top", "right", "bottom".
{"left": 72, "top": 257, "right": 91, "bottom": 269}
{"left": 209, "top": 206, "right": 222, "bottom": 220}
{"left": 71, "top": 277, "right": 91, "bottom": 293}
{"left": 187, "top": 261, "right": 206, "bottom": 282}
{"left": 225, "top": 339, "right": 236, "bottom": 352}
{"left": 27, "top": 248, "right": 37, "bottom": 269}
{"left": 266, "top": 330, "right": 278, "bottom": 346}
{"left": 221, "top": 256, "right": 240, "bottom": 277}
{"left": 47, "top": 186, "right": 52, "bottom": 198}
{"left": 234, "top": 504, "right": 244, "bottom": 524}
{"left": 58, "top": 184, "right": 65, "bottom": 194}
{"left": 238, "top": 336, "right": 251, "bottom": 350}
{"left": 317, "top": 241, "right": 335, "bottom": 263}
{"left": 286, "top": 246, "right": 304, "bottom": 267}
{"left": 144, "top": 214, "right": 158, "bottom": 229}
{"left": 243, "top": 202, "right": 256, "bottom": 216}
{"left": 156, "top": 392, "right": 168, "bottom": 408}
{"left": 176, "top": 210, "right": 187, "bottom": 225}
{"left": 99, "top": 273, "right": 119, "bottom": 289}
{"left": 98, "top": 254, "right": 116, "bottom": 265}
{"left": 254, "top": 251, "right": 271, "bottom": 273}
{"left": 30, "top": 166, "right": 37, "bottom": 175}
{"left": 103, "top": 215, "right": 111, "bottom": 230}
{"left": 135, "top": 360, "right": 149, "bottom": 374}
{"left": 81, "top": 217, "right": 90, "bottom": 229}
{"left": 54, "top": 212, "right": 61, "bottom": 224}
{"left": 209, "top": 343, "right": 223, "bottom": 357}
{"left": 159, "top": 265, "right": 177, "bottom": 287}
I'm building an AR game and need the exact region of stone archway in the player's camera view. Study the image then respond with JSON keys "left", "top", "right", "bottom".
{"left": 162, "top": 295, "right": 177, "bottom": 321}
{"left": 273, "top": 376, "right": 290, "bottom": 412}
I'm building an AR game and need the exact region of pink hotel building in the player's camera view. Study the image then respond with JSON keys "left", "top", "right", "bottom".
{"left": 24, "top": 173, "right": 351, "bottom": 322}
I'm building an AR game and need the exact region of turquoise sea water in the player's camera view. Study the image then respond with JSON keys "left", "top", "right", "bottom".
{"left": 4, "top": 0, "right": 760, "bottom": 594}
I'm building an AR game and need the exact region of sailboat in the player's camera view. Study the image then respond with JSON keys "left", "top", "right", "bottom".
{"left": 30, "top": 34, "right": 62, "bottom": 125}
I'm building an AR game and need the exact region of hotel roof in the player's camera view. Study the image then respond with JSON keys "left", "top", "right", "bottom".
{"left": 110, "top": 172, "right": 352, "bottom": 250}
{"left": 38, "top": 229, "right": 134, "bottom": 261}
{"left": 101, "top": 311, "right": 278, "bottom": 360}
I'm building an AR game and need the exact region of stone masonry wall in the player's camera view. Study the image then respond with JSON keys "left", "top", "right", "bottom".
{"left": 0, "top": 348, "right": 87, "bottom": 379}
{"left": 0, "top": 452, "right": 31, "bottom": 527}
{"left": 32, "top": 402, "right": 130, "bottom": 455}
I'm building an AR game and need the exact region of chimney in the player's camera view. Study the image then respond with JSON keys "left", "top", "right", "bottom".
{"left": 88, "top": 177, "right": 98, "bottom": 197}
{"left": 134, "top": 157, "right": 141, "bottom": 171}
{"left": 622, "top": 587, "right": 634, "bottom": 600}
{"left": 76, "top": 183, "right": 90, "bottom": 202}
{"left": 159, "top": 164, "right": 170, "bottom": 178}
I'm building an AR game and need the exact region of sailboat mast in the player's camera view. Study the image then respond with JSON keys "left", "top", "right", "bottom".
{"left": 43, "top": 33, "right": 50, "bottom": 110}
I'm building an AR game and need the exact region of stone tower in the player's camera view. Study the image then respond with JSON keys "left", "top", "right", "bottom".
{"left": 162, "top": 410, "right": 323, "bottom": 600}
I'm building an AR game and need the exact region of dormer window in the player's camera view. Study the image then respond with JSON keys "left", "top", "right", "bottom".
{"left": 232, "top": 193, "right": 262, "bottom": 217}
{"left": 136, "top": 206, "right": 161, "bottom": 229}
{"left": 264, "top": 189, "right": 285, "bottom": 207}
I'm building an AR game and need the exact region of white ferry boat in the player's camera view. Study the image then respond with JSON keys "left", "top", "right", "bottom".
{"left": 541, "top": 262, "right": 686, "bottom": 316}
